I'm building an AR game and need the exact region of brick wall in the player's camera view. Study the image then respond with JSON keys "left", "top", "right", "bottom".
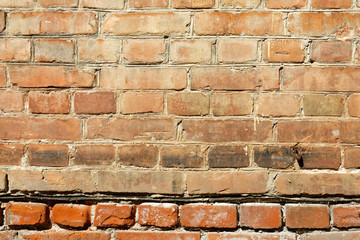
{"left": 0, "top": 0, "right": 360, "bottom": 239}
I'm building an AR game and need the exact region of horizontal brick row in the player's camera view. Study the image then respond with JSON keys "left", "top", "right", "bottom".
{"left": 2, "top": 202, "right": 360, "bottom": 231}
{"left": 0, "top": 170, "right": 359, "bottom": 196}
{"left": 0, "top": 38, "right": 359, "bottom": 63}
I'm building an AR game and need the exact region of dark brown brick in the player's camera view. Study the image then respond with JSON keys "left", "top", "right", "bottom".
{"left": 300, "top": 147, "right": 341, "bottom": 169}
{"left": 0, "top": 144, "right": 23, "bottom": 166}
{"left": 74, "top": 145, "right": 115, "bottom": 165}
{"left": 118, "top": 145, "right": 158, "bottom": 168}
{"left": 208, "top": 145, "right": 249, "bottom": 168}
{"left": 161, "top": 145, "right": 204, "bottom": 168}
{"left": 254, "top": 146, "right": 294, "bottom": 169}
{"left": 28, "top": 144, "right": 69, "bottom": 167}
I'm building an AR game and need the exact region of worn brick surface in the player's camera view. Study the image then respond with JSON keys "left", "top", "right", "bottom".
{"left": 285, "top": 205, "right": 330, "bottom": 229}
{"left": 52, "top": 204, "right": 91, "bottom": 228}
{"left": 5, "top": 203, "right": 49, "bottom": 227}
{"left": 28, "top": 144, "right": 69, "bottom": 167}
{"left": 239, "top": 204, "right": 282, "bottom": 229}
{"left": 138, "top": 203, "right": 178, "bottom": 227}
{"left": 94, "top": 204, "right": 135, "bottom": 228}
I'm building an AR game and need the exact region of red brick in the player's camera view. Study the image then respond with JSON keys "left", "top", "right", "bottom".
{"left": 170, "top": 40, "right": 212, "bottom": 63}
{"left": 0, "top": 91, "right": 24, "bottom": 112}
{"left": 312, "top": 0, "right": 351, "bottom": 8}
{"left": 5, "top": 203, "right": 49, "bottom": 227}
{"left": 191, "top": 67, "right": 279, "bottom": 90}
{"left": 349, "top": 94, "right": 360, "bottom": 117}
{"left": 52, "top": 204, "right": 91, "bottom": 228}
{"left": 118, "top": 145, "right": 159, "bottom": 168}
{"left": 100, "top": 67, "right": 187, "bottom": 90}
{"left": 129, "top": 0, "right": 168, "bottom": 8}
{"left": 300, "top": 147, "right": 341, "bottom": 170}
{"left": 0, "top": 144, "right": 23, "bottom": 166}
{"left": 344, "top": 148, "right": 360, "bottom": 168}
{"left": 284, "top": 67, "right": 360, "bottom": 92}
{"left": 218, "top": 39, "right": 257, "bottom": 63}
{"left": 35, "top": 39, "right": 74, "bottom": 63}
{"left": 258, "top": 93, "right": 300, "bottom": 117}
{"left": 0, "top": 170, "right": 6, "bottom": 192}
{"left": 254, "top": 146, "right": 294, "bottom": 169}
{"left": 8, "top": 170, "right": 96, "bottom": 193}
{"left": 187, "top": 171, "right": 268, "bottom": 195}
{"left": 0, "top": 67, "right": 6, "bottom": 87}
{"left": 23, "top": 231, "right": 110, "bottom": 240}
{"left": 78, "top": 39, "right": 120, "bottom": 62}
{"left": 87, "top": 118, "right": 174, "bottom": 141}
{"left": 181, "top": 204, "right": 237, "bottom": 228}
{"left": 275, "top": 173, "right": 360, "bottom": 196}
{"left": 97, "top": 171, "right": 184, "bottom": 194}
{"left": 103, "top": 13, "right": 190, "bottom": 35}
{"left": 208, "top": 233, "right": 296, "bottom": 240}
{"left": 303, "top": 94, "right": 344, "bottom": 116}
{"left": 38, "top": 0, "right": 78, "bottom": 7}
{"left": 182, "top": 119, "right": 272, "bottom": 142}
{"left": 286, "top": 205, "right": 329, "bottom": 229}
{"left": 74, "top": 145, "right": 115, "bottom": 165}
{"left": 341, "top": 121, "right": 360, "bottom": 143}
{"left": 266, "top": 0, "right": 307, "bottom": 8}
{"left": 10, "top": 66, "right": 94, "bottom": 88}
{"left": 299, "top": 232, "right": 360, "bottom": 240}
{"left": 28, "top": 144, "right": 69, "bottom": 167}
{"left": 115, "top": 232, "right": 200, "bottom": 240}
{"left": 74, "top": 92, "right": 116, "bottom": 114}
{"left": 0, "top": 0, "right": 35, "bottom": 7}
{"left": 311, "top": 41, "right": 351, "bottom": 62}
{"left": 0, "top": 39, "right": 30, "bottom": 61}
{"left": 333, "top": 205, "right": 360, "bottom": 228}
{"left": 0, "top": 232, "right": 16, "bottom": 240}
{"left": 212, "top": 93, "right": 253, "bottom": 116}
{"left": 29, "top": 91, "right": 70, "bottom": 114}
{"left": 288, "top": 13, "right": 360, "bottom": 37}
{"left": 0, "top": 117, "right": 81, "bottom": 140}
{"left": 173, "top": 0, "right": 214, "bottom": 8}
{"left": 81, "top": 0, "right": 124, "bottom": 9}
{"left": 208, "top": 145, "right": 249, "bottom": 168}
{"left": 167, "top": 93, "right": 209, "bottom": 116}
{"left": 8, "top": 12, "right": 97, "bottom": 35}
{"left": 264, "top": 39, "right": 305, "bottom": 63}
{"left": 138, "top": 203, "right": 178, "bottom": 227}
{"left": 220, "top": 0, "right": 261, "bottom": 8}
{"left": 239, "top": 204, "right": 282, "bottom": 229}
{"left": 161, "top": 145, "right": 204, "bottom": 168}
{"left": 194, "top": 12, "right": 284, "bottom": 35}
{"left": 94, "top": 204, "right": 135, "bottom": 227}
{"left": 120, "top": 92, "right": 163, "bottom": 114}
{"left": 123, "top": 39, "right": 165, "bottom": 63}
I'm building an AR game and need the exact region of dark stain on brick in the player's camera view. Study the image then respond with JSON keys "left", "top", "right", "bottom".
{"left": 254, "top": 146, "right": 294, "bottom": 169}
{"left": 209, "top": 146, "right": 249, "bottom": 168}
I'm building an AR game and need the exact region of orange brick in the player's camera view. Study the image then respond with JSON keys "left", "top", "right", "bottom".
{"left": 0, "top": 144, "right": 23, "bottom": 166}
{"left": 123, "top": 39, "right": 165, "bottom": 63}
{"left": 333, "top": 205, "right": 360, "bottom": 228}
{"left": 170, "top": 40, "right": 212, "bottom": 64}
{"left": 28, "top": 91, "right": 70, "bottom": 114}
{"left": 129, "top": 0, "right": 168, "bottom": 8}
{"left": 311, "top": 41, "right": 351, "bottom": 62}
{"left": 0, "top": 117, "right": 81, "bottom": 140}
{"left": 286, "top": 205, "right": 329, "bottom": 229}
{"left": 218, "top": 39, "right": 257, "bottom": 63}
{"left": 0, "top": 91, "right": 24, "bottom": 112}
{"left": 0, "top": 232, "right": 16, "bottom": 240}
{"left": 0, "top": 39, "right": 30, "bottom": 61}
{"left": 194, "top": 12, "right": 284, "bottom": 35}
{"left": 103, "top": 13, "right": 190, "bottom": 35}
{"left": 81, "top": 0, "right": 124, "bottom": 9}
{"left": 74, "top": 91, "right": 116, "bottom": 114}
{"left": 5, "top": 203, "right": 49, "bottom": 227}
{"left": 8, "top": 12, "right": 97, "bottom": 35}
{"left": 240, "top": 204, "right": 282, "bottom": 229}
{"left": 0, "top": 67, "right": 6, "bottom": 87}
{"left": 173, "top": 0, "right": 215, "bottom": 8}
{"left": 120, "top": 92, "right": 163, "bottom": 114}
{"left": 115, "top": 232, "right": 200, "bottom": 240}
{"left": 28, "top": 144, "right": 69, "bottom": 167}
{"left": 100, "top": 67, "right": 187, "bottom": 90}
{"left": 9, "top": 66, "right": 94, "bottom": 88}
{"left": 94, "top": 204, "right": 135, "bottom": 227}
{"left": 344, "top": 148, "right": 360, "bottom": 168}
{"left": 258, "top": 93, "right": 300, "bottom": 117}
{"left": 161, "top": 145, "right": 204, "bottom": 168}
{"left": 266, "top": 0, "right": 307, "bottom": 8}
{"left": 191, "top": 67, "right": 279, "bottom": 90}
{"left": 118, "top": 145, "right": 159, "bottom": 168}
{"left": 300, "top": 232, "right": 360, "bottom": 240}
{"left": 348, "top": 94, "right": 360, "bottom": 117}
{"left": 78, "top": 39, "right": 120, "bottom": 62}
{"left": 167, "top": 93, "right": 209, "bottom": 116}
{"left": 35, "top": 39, "right": 74, "bottom": 63}
{"left": 312, "top": 0, "right": 351, "bottom": 8}
{"left": 264, "top": 39, "right": 305, "bottom": 63}
{"left": 74, "top": 145, "right": 115, "bottom": 165}
{"left": 212, "top": 93, "right": 253, "bottom": 116}
{"left": 220, "top": 0, "right": 261, "bottom": 8}
{"left": 38, "top": 0, "right": 78, "bottom": 7}
{"left": 0, "top": 0, "right": 35, "bottom": 7}
{"left": 209, "top": 233, "right": 296, "bottom": 240}
{"left": 23, "top": 232, "right": 110, "bottom": 240}
{"left": 181, "top": 204, "right": 237, "bottom": 228}
{"left": 138, "top": 203, "right": 178, "bottom": 227}
{"left": 52, "top": 204, "right": 91, "bottom": 228}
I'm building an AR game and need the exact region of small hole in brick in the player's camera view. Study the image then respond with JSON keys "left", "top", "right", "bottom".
{"left": 297, "top": 155, "right": 304, "bottom": 168}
